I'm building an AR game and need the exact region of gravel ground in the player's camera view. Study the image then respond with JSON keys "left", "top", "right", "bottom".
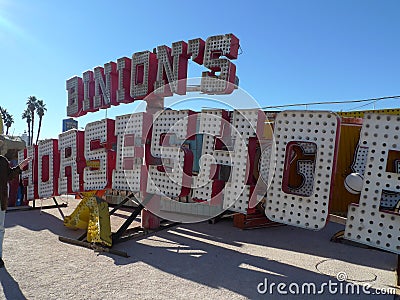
{"left": 0, "top": 198, "right": 398, "bottom": 300}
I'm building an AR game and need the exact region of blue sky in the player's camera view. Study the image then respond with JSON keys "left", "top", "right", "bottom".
{"left": 0, "top": 0, "right": 399, "bottom": 139}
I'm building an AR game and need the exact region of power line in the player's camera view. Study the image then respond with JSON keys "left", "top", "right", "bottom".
{"left": 261, "top": 95, "right": 400, "bottom": 110}
{"left": 348, "top": 100, "right": 377, "bottom": 111}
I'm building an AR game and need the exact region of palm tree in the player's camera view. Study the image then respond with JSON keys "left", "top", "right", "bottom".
{"left": 0, "top": 106, "right": 4, "bottom": 134}
{"left": 0, "top": 107, "right": 7, "bottom": 124}
{"left": 4, "top": 111, "right": 14, "bottom": 135}
{"left": 0, "top": 107, "right": 13, "bottom": 135}
{"left": 35, "top": 99, "right": 47, "bottom": 144}
{"left": 26, "top": 96, "right": 37, "bottom": 145}
{"left": 22, "top": 109, "right": 32, "bottom": 146}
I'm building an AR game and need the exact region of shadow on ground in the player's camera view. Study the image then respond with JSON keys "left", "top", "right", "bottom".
{"left": 106, "top": 220, "right": 398, "bottom": 298}
{"left": 0, "top": 267, "right": 26, "bottom": 300}
{"left": 4, "top": 205, "right": 398, "bottom": 299}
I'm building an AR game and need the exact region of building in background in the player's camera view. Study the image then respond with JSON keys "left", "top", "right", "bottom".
{"left": 62, "top": 118, "right": 78, "bottom": 132}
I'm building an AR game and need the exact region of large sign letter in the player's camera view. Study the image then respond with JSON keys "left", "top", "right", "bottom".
{"left": 58, "top": 129, "right": 85, "bottom": 194}
{"left": 84, "top": 119, "right": 116, "bottom": 190}
{"left": 201, "top": 34, "right": 239, "bottom": 94}
{"left": 345, "top": 114, "right": 400, "bottom": 254}
{"left": 265, "top": 111, "right": 340, "bottom": 230}
{"left": 38, "top": 139, "right": 60, "bottom": 198}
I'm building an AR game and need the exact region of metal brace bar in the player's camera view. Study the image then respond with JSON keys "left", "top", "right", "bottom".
{"left": 111, "top": 194, "right": 154, "bottom": 244}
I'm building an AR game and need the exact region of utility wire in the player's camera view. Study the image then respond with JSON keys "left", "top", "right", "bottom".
{"left": 348, "top": 100, "right": 377, "bottom": 111}
{"left": 261, "top": 95, "right": 400, "bottom": 110}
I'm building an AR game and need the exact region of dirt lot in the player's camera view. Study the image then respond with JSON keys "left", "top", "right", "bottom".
{"left": 0, "top": 197, "right": 398, "bottom": 299}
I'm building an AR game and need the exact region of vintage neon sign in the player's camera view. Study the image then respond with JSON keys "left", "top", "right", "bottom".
{"left": 66, "top": 34, "right": 239, "bottom": 117}
{"left": 18, "top": 109, "right": 400, "bottom": 254}
{"left": 18, "top": 33, "right": 399, "bottom": 255}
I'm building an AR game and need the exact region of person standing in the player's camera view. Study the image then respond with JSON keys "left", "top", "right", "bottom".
{"left": 0, "top": 140, "right": 30, "bottom": 268}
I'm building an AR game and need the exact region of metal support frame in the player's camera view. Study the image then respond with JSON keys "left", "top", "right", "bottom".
{"left": 110, "top": 193, "right": 178, "bottom": 244}
{"left": 59, "top": 193, "right": 178, "bottom": 257}
{"left": 59, "top": 236, "right": 129, "bottom": 258}
{"left": 7, "top": 196, "right": 67, "bottom": 213}
{"left": 111, "top": 203, "right": 144, "bottom": 244}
